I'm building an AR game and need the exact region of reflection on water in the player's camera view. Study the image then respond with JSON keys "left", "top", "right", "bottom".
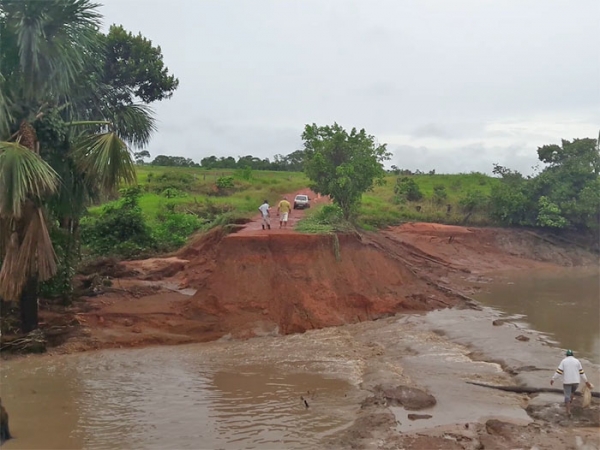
{"left": 1, "top": 346, "right": 354, "bottom": 450}
{"left": 476, "top": 268, "right": 600, "bottom": 364}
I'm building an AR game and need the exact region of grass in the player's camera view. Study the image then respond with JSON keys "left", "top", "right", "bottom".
{"left": 358, "top": 172, "right": 499, "bottom": 228}
{"left": 91, "top": 167, "right": 500, "bottom": 233}
{"left": 90, "top": 166, "right": 309, "bottom": 223}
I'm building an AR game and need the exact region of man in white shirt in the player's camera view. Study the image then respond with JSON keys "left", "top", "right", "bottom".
{"left": 258, "top": 200, "right": 271, "bottom": 230}
{"left": 550, "top": 349, "right": 592, "bottom": 416}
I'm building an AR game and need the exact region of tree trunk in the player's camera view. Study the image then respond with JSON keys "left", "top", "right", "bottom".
{"left": 19, "top": 276, "right": 39, "bottom": 333}
{"left": 466, "top": 381, "right": 600, "bottom": 398}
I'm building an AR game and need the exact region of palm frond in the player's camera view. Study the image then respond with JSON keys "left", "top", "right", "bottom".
{"left": 1, "top": 0, "right": 103, "bottom": 101}
{"left": 0, "top": 231, "right": 23, "bottom": 301}
{"left": 0, "top": 141, "right": 60, "bottom": 218}
{"left": 0, "top": 207, "right": 57, "bottom": 301}
{"left": 0, "top": 74, "right": 14, "bottom": 139}
{"left": 71, "top": 132, "right": 136, "bottom": 193}
{"left": 17, "top": 207, "right": 57, "bottom": 282}
{"left": 109, "top": 103, "right": 156, "bottom": 148}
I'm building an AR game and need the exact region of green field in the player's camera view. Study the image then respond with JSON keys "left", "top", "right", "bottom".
{"left": 83, "top": 166, "right": 500, "bottom": 258}
{"left": 90, "top": 166, "right": 498, "bottom": 228}
{"left": 359, "top": 172, "right": 499, "bottom": 229}
{"left": 89, "top": 167, "right": 309, "bottom": 224}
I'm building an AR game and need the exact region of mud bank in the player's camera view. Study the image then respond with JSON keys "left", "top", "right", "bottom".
{"left": 18, "top": 221, "right": 594, "bottom": 355}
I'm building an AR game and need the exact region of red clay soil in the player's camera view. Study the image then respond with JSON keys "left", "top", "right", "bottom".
{"left": 33, "top": 217, "right": 595, "bottom": 354}
{"left": 177, "top": 232, "right": 454, "bottom": 340}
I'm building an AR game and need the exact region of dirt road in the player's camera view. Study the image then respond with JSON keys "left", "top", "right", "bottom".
{"left": 234, "top": 189, "right": 328, "bottom": 236}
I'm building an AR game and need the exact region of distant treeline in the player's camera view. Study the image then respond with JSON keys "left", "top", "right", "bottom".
{"left": 148, "top": 150, "right": 305, "bottom": 171}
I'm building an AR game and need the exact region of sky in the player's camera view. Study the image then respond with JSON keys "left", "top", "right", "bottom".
{"left": 100, "top": 0, "right": 600, "bottom": 174}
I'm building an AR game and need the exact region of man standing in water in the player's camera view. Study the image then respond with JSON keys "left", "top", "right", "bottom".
{"left": 550, "top": 349, "right": 592, "bottom": 417}
{"left": 277, "top": 196, "right": 292, "bottom": 229}
{"left": 258, "top": 199, "right": 271, "bottom": 230}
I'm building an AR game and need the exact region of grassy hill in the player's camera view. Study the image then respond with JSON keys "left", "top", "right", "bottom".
{"left": 90, "top": 166, "right": 497, "bottom": 227}
{"left": 359, "top": 172, "right": 498, "bottom": 229}
{"left": 83, "top": 166, "right": 498, "bottom": 258}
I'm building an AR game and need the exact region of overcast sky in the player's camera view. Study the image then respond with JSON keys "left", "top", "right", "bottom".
{"left": 100, "top": 0, "right": 599, "bottom": 174}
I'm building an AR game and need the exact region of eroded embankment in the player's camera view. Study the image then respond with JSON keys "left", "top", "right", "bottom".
{"left": 16, "top": 222, "right": 595, "bottom": 355}
{"left": 175, "top": 231, "right": 459, "bottom": 339}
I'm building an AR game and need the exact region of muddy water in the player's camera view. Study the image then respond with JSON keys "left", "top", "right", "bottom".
{"left": 1, "top": 345, "right": 357, "bottom": 450}
{"left": 476, "top": 268, "right": 600, "bottom": 364}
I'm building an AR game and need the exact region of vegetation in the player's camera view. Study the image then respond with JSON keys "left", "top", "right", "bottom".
{"left": 148, "top": 149, "right": 307, "bottom": 172}
{"left": 296, "top": 205, "right": 355, "bottom": 234}
{"left": 302, "top": 123, "right": 391, "bottom": 219}
{"left": 81, "top": 168, "right": 309, "bottom": 258}
{"left": 0, "top": 0, "right": 178, "bottom": 332}
{"left": 488, "top": 138, "right": 599, "bottom": 233}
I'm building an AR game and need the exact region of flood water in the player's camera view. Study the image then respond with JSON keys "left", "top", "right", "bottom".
{"left": 476, "top": 267, "right": 600, "bottom": 364}
{"left": 2, "top": 267, "right": 598, "bottom": 449}
{"left": 0, "top": 345, "right": 356, "bottom": 450}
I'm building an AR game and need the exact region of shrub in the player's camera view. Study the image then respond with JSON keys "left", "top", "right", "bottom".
{"left": 296, "top": 205, "right": 355, "bottom": 233}
{"left": 153, "top": 213, "right": 202, "bottom": 250}
{"left": 81, "top": 187, "right": 157, "bottom": 259}
{"left": 216, "top": 176, "right": 235, "bottom": 189}
{"left": 236, "top": 166, "right": 253, "bottom": 181}
{"left": 537, "top": 196, "right": 569, "bottom": 228}
{"left": 146, "top": 171, "right": 195, "bottom": 193}
{"left": 394, "top": 177, "right": 423, "bottom": 202}
{"left": 432, "top": 185, "right": 448, "bottom": 205}
{"left": 459, "top": 190, "right": 489, "bottom": 213}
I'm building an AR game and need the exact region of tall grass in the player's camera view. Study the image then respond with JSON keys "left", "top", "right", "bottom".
{"left": 358, "top": 172, "right": 498, "bottom": 228}
{"left": 93, "top": 167, "right": 499, "bottom": 231}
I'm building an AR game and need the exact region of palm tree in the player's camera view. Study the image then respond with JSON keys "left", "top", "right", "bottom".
{"left": 0, "top": 0, "right": 154, "bottom": 332}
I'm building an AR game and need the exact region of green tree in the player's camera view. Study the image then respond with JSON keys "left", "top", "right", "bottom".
{"left": 102, "top": 25, "right": 179, "bottom": 105}
{"left": 302, "top": 123, "right": 390, "bottom": 219}
{"left": 134, "top": 150, "right": 151, "bottom": 164}
{"left": 0, "top": 0, "right": 177, "bottom": 332}
{"left": 151, "top": 155, "right": 198, "bottom": 167}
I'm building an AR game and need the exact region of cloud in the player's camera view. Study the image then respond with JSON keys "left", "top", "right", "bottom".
{"left": 99, "top": 0, "right": 600, "bottom": 173}
{"left": 390, "top": 142, "right": 534, "bottom": 175}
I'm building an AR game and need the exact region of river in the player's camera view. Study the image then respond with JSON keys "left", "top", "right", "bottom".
{"left": 475, "top": 267, "right": 600, "bottom": 364}
{"left": 1, "top": 268, "right": 598, "bottom": 449}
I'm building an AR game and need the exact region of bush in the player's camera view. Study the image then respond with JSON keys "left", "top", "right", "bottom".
{"left": 394, "top": 177, "right": 423, "bottom": 202}
{"left": 81, "top": 187, "right": 157, "bottom": 259}
{"left": 459, "top": 190, "right": 489, "bottom": 213}
{"left": 236, "top": 166, "right": 253, "bottom": 181}
{"left": 432, "top": 185, "right": 448, "bottom": 205}
{"left": 537, "top": 196, "right": 569, "bottom": 228}
{"left": 153, "top": 213, "right": 202, "bottom": 250}
{"left": 216, "top": 176, "right": 235, "bottom": 189}
{"left": 296, "top": 205, "right": 355, "bottom": 233}
{"left": 146, "top": 171, "right": 195, "bottom": 193}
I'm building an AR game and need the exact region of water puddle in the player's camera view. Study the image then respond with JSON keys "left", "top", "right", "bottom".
{"left": 1, "top": 345, "right": 355, "bottom": 450}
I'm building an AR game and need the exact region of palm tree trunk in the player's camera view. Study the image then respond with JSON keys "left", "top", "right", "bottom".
{"left": 19, "top": 276, "right": 39, "bottom": 333}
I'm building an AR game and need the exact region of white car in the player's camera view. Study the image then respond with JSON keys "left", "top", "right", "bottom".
{"left": 293, "top": 194, "right": 310, "bottom": 209}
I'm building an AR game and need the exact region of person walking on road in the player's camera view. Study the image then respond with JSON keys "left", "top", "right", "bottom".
{"left": 277, "top": 196, "right": 292, "bottom": 229}
{"left": 258, "top": 200, "right": 271, "bottom": 230}
{"left": 550, "top": 349, "right": 592, "bottom": 417}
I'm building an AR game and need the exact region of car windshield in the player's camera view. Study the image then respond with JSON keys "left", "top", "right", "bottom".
{"left": 295, "top": 195, "right": 308, "bottom": 201}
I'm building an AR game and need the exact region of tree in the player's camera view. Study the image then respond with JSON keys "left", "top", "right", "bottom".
{"left": 134, "top": 150, "right": 151, "bottom": 164}
{"left": 0, "top": 0, "right": 176, "bottom": 332}
{"left": 151, "top": 155, "right": 198, "bottom": 167}
{"left": 302, "top": 123, "right": 391, "bottom": 219}
{"left": 490, "top": 137, "right": 599, "bottom": 232}
{"left": 102, "top": 25, "right": 179, "bottom": 105}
